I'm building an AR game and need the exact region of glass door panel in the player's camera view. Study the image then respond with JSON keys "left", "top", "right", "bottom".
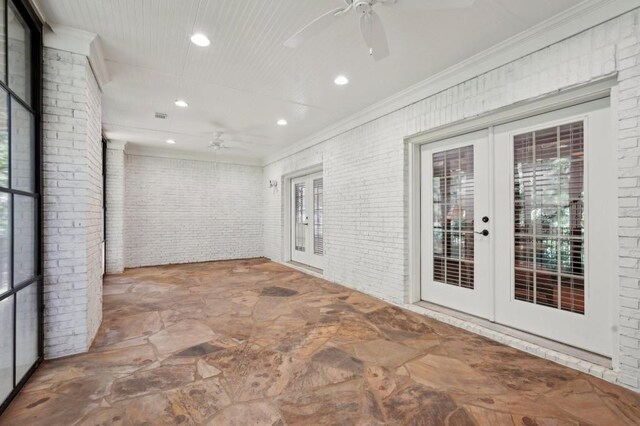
{"left": 290, "top": 172, "right": 324, "bottom": 269}
{"left": 313, "top": 177, "right": 323, "bottom": 256}
{"left": 294, "top": 181, "right": 306, "bottom": 253}
{"left": 513, "top": 121, "right": 585, "bottom": 314}
{"left": 494, "top": 98, "right": 614, "bottom": 356}
{"left": 432, "top": 146, "right": 475, "bottom": 289}
{"left": 421, "top": 131, "right": 491, "bottom": 319}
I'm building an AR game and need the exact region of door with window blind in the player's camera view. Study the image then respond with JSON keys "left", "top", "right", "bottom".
{"left": 421, "top": 131, "right": 492, "bottom": 319}
{"left": 290, "top": 172, "right": 324, "bottom": 269}
{"left": 493, "top": 98, "right": 614, "bottom": 356}
{"left": 421, "top": 99, "right": 614, "bottom": 356}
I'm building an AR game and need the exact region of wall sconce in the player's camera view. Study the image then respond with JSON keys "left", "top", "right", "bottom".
{"left": 268, "top": 179, "right": 278, "bottom": 194}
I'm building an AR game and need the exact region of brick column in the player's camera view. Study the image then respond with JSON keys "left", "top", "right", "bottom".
{"left": 105, "top": 141, "right": 126, "bottom": 274}
{"left": 42, "top": 47, "right": 103, "bottom": 358}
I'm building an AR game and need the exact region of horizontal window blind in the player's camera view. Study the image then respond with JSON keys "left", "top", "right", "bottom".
{"left": 513, "top": 121, "right": 585, "bottom": 315}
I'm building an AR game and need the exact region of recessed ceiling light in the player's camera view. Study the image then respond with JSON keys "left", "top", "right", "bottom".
{"left": 190, "top": 33, "right": 210, "bottom": 47}
{"left": 174, "top": 99, "right": 189, "bottom": 108}
{"left": 334, "top": 75, "right": 349, "bottom": 85}
{"left": 166, "top": 139, "right": 176, "bottom": 144}
{"left": 277, "top": 119, "right": 288, "bottom": 126}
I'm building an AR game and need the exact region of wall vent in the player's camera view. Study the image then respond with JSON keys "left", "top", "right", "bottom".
{"left": 155, "top": 112, "right": 167, "bottom": 119}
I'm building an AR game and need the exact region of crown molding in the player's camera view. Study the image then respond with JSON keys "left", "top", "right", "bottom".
{"left": 107, "top": 140, "right": 127, "bottom": 151}
{"left": 124, "top": 144, "right": 264, "bottom": 167}
{"left": 44, "top": 24, "right": 111, "bottom": 89}
{"left": 263, "top": 0, "right": 640, "bottom": 166}
{"left": 27, "top": 0, "right": 47, "bottom": 25}
{"left": 88, "top": 35, "right": 110, "bottom": 90}
{"left": 44, "top": 24, "right": 94, "bottom": 55}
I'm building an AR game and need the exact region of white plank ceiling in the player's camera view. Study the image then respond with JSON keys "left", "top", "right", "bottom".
{"left": 37, "top": 0, "right": 583, "bottom": 161}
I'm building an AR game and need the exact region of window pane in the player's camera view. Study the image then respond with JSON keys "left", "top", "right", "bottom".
{"left": 0, "top": 90, "right": 7, "bottom": 188}
{"left": 0, "top": 0, "right": 5, "bottom": 83}
{"left": 294, "top": 182, "right": 305, "bottom": 252}
{"left": 10, "top": 101, "right": 34, "bottom": 192}
{"left": 0, "top": 193, "right": 9, "bottom": 293}
{"left": 0, "top": 296, "right": 14, "bottom": 402}
{"left": 313, "top": 178, "right": 323, "bottom": 256}
{"left": 13, "top": 195, "right": 34, "bottom": 284}
{"left": 8, "top": 3, "right": 31, "bottom": 104}
{"left": 16, "top": 282, "right": 37, "bottom": 382}
{"left": 513, "top": 121, "right": 585, "bottom": 314}
{"left": 432, "top": 145, "right": 474, "bottom": 289}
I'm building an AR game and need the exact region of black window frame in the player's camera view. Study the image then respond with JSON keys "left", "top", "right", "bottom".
{"left": 0, "top": 0, "right": 43, "bottom": 415}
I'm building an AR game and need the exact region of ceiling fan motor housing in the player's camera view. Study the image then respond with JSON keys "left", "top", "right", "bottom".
{"left": 354, "top": 2, "right": 373, "bottom": 14}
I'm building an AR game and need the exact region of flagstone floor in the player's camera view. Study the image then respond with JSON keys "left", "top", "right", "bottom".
{"left": 1, "top": 258, "right": 640, "bottom": 425}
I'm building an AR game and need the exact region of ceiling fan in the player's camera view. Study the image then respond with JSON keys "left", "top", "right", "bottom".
{"left": 208, "top": 131, "right": 231, "bottom": 151}
{"left": 284, "top": 0, "right": 475, "bottom": 61}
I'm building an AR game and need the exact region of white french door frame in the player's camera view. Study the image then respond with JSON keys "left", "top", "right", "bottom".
{"left": 405, "top": 76, "right": 619, "bottom": 363}
{"left": 282, "top": 165, "right": 324, "bottom": 271}
{"left": 420, "top": 131, "right": 493, "bottom": 320}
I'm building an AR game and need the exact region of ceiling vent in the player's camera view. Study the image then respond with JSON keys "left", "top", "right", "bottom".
{"left": 155, "top": 112, "right": 167, "bottom": 119}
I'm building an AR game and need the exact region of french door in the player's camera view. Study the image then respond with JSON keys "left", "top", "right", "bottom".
{"left": 291, "top": 172, "right": 324, "bottom": 270}
{"left": 421, "top": 99, "right": 615, "bottom": 356}
{"left": 492, "top": 99, "right": 614, "bottom": 356}
{"left": 421, "top": 131, "right": 492, "bottom": 319}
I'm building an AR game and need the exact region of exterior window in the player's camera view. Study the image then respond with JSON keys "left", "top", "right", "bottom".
{"left": 0, "top": 0, "right": 42, "bottom": 414}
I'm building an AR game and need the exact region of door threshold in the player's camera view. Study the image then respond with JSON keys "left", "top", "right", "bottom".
{"left": 415, "top": 301, "right": 612, "bottom": 369}
{"left": 285, "top": 261, "right": 324, "bottom": 277}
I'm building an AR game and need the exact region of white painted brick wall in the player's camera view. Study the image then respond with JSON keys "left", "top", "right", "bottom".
{"left": 124, "top": 155, "right": 263, "bottom": 268}
{"left": 263, "top": 10, "right": 640, "bottom": 389}
{"left": 105, "top": 141, "right": 125, "bottom": 273}
{"left": 84, "top": 63, "right": 103, "bottom": 345}
{"left": 42, "top": 48, "right": 103, "bottom": 358}
{"left": 615, "top": 11, "right": 640, "bottom": 390}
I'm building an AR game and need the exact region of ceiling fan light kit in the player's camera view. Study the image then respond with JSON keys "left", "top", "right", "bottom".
{"left": 284, "top": 0, "right": 475, "bottom": 61}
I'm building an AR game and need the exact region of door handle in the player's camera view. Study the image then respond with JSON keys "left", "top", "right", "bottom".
{"left": 475, "top": 229, "right": 489, "bottom": 236}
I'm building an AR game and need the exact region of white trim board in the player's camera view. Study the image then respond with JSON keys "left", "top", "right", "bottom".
{"left": 263, "top": 0, "right": 640, "bottom": 166}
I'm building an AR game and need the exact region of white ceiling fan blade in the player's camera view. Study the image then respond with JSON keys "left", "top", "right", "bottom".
{"left": 360, "top": 10, "right": 389, "bottom": 62}
{"left": 284, "top": 7, "right": 344, "bottom": 48}
{"left": 381, "top": 0, "right": 475, "bottom": 10}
